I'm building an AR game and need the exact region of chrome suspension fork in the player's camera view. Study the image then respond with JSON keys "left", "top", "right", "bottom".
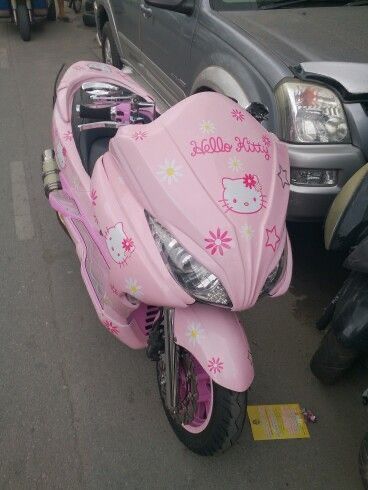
{"left": 163, "top": 308, "right": 179, "bottom": 414}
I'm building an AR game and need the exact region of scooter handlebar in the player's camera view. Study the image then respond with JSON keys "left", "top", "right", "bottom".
{"left": 78, "top": 105, "right": 112, "bottom": 121}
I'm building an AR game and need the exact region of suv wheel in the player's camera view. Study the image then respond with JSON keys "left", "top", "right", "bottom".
{"left": 102, "top": 22, "right": 122, "bottom": 68}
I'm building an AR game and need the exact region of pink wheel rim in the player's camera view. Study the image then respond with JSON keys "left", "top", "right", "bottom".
{"left": 180, "top": 356, "right": 213, "bottom": 434}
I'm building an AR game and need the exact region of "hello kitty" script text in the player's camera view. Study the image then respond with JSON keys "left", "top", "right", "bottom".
{"left": 190, "top": 136, "right": 270, "bottom": 160}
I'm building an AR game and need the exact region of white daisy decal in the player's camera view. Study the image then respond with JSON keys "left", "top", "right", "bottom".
{"left": 227, "top": 157, "right": 243, "bottom": 172}
{"left": 157, "top": 159, "right": 183, "bottom": 184}
{"left": 125, "top": 278, "right": 143, "bottom": 298}
{"left": 200, "top": 120, "right": 215, "bottom": 135}
{"left": 186, "top": 323, "right": 205, "bottom": 346}
{"left": 240, "top": 224, "right": 254, "bottom": 239}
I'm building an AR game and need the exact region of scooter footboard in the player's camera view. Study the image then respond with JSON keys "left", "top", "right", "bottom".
{"left": 174, "top": 304, "right": 254, "bottom": 392}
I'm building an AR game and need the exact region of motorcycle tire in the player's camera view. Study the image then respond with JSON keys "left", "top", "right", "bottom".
{"left": 360, "top": 433, "right": 368, "bottom": 489}
{"left": 310, "top": 328, "right": 359, "bottom": 384}
{"left": 17, "top": 4, "right": 31, "bottom": 42}
{"left": 73, "top": 0, "right": 82, "bottom": 13}
{"left": 47, "top": 0, "right": 56, "bottom": 20}
{"left": 156, "top": 349, "right": 247, "bottom": 455}
{"left": 82, "top": 13, "right": 95, "bottom": 27}
{"left": 102, "top": 22, "right": 122, "bottom": 69}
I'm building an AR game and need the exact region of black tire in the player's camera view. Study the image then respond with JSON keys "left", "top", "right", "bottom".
{"left": 101, "top": 22, "right": 122, "bottom": 68}
{"left": 82, "top": 13, "right": 95, "bottom": 26}
{"left": 73, "top": 0, "right": 82, "bottom": 13}
{"left": 310, "top": 329, "right": 359, "bottom": 384}
{"left": 17, "top": 4, "right": 31, "bottom": 42}
{"left": 360, "top": 433, "right": 368, "bottom": 489}
{"left": 47, "top": 0, "right": 56, "bottom": 21}
{"left": 157, "top": 355, "right": 247, "bottom": 455}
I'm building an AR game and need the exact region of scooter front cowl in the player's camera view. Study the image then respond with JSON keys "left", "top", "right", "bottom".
{"left": 174, "top": 303, "right": 254, "bottom": 392}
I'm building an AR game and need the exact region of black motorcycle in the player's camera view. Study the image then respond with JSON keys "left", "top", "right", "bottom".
{"left": 310, "top": 163, "right": 368, "bottom": 384}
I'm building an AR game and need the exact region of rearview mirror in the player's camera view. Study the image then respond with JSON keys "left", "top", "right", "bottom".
{"left": 144, "top": 0, "right": 194, "bottom": 15}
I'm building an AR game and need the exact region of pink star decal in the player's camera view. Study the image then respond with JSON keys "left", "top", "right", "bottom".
{"left": 265, "top": 225, "right": 280, "bottom": 252}
{"left": 277, "top": 165, "right": 290, "bottom": 189}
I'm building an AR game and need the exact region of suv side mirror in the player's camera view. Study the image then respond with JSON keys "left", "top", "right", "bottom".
{"left": 144, "top": 0, "right": 194, "bottom": 15}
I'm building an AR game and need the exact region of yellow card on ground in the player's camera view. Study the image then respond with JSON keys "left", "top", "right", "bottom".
{"left": 247, "top": 404, "right": 310, "bottom": 441}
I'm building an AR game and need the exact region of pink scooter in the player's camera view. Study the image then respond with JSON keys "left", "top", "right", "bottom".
{"left": 43, "top": 61, "right": 292, "bottom": 455}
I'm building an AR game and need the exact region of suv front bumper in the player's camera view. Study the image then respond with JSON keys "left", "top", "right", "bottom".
{"left": 286, "top": 143, "right": 366, "bottom": 221}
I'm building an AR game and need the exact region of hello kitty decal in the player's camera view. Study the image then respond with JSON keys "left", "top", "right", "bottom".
{"left": 219, "top": 173, "right": 266, "bottom": 214}
{"left": 105, "top": 222, "right": 135, "bottom": 265}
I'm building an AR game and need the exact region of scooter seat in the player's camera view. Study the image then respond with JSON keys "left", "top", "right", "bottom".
{"left": 71, "top": 89, "right": 117, "bottom": 176}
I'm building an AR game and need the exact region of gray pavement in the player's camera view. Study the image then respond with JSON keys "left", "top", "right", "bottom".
{"left": 0, "top": 13, "right": 366, "bottom": 490}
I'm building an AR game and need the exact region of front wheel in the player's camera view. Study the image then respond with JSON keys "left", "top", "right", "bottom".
{"left": 17, "top": 4, "right": 31, "bottom": 41}
{"left": 157, "top": 349, "right": 247, "bottom": 455}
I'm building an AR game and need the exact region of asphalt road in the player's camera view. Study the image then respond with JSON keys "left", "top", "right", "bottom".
{"left": 0, "top": 13, "right": 367, "bottom": 490}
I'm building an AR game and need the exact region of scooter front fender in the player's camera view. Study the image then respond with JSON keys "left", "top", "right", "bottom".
{"left": 174, "top": 304, "right": 254, "bottom": 392}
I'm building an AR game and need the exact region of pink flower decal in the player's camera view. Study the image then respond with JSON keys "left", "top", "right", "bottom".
{"left": 122, "top": 237, "right": 134, "bottom": 253}
{"left": 265, "top": 225, "right": 280, "bottom": 252}
{"left": 208, "top": 357, "right": 224, "bottom": 374}
{"left": 110, "top": 284, "right": 119, "bottom": 296}
{"left": 90, "top": 189, "right": 97, "bottom": 206}
{"left": 132, "top": 130, "right": 147, "bottom": 141}
{"left": 262, "top": 134, "right": 271, "bottom": 147}
{"left": 243, "top": 173, "right": 257, "bottom": 189}
{"left": 73, "top": 65, "right": 85, "bottom": 71}
{"left": 231, "top": 108, "right": 245, "bottom": 122}
{"left": 64, "top": 131, "right": 73, "bottom": 142}
{"left": 104, "top": 320, "right": 119, "bottom": 336}
{"left": 205, "top": 228, "right": 232, "bottom": 256}
{"left": 62, "top": 146, "right": 67, "bottom": 158}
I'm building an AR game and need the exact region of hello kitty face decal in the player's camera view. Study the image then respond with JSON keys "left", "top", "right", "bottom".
{"left": 219, "top": 174, "right": 267, "bottom": 214}
{"left": 105, "top": 222, "right": 135, "bottom": 265}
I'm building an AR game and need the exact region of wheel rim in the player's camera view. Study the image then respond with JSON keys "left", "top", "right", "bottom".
{"left": 180, "top": 355, "right": 213, "bottom": 434}
{"left": 104, "top": 39, "right": 113, "bottom": 65}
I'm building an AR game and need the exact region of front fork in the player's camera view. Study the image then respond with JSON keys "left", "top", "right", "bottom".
{"left": 163, "top": 308, "right": 179, "bottom": 414}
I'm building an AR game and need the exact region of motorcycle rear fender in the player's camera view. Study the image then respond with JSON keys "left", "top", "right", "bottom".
{"left": 174, "top": 304, "right": 254, "bottom": 392}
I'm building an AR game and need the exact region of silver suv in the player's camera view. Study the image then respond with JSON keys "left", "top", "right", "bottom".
{"left": 95, "top": 0, "right": 368, "bottom": 220}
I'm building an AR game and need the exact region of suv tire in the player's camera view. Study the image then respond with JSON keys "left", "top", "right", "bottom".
{"left": 102, "top": 22, "right": 122, "bottom": 69}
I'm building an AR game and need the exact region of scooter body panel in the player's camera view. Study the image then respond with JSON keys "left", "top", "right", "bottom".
{"left": 174, "top": 304, "right": 254, "bottom": 392}
{"left": 49, "top": 61, "right": 292, "bottom": 392}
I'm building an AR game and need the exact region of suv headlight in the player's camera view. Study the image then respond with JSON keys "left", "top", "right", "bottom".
{"left": 146, "top": 213, "right": 232, "bottom": 308}
{"left": 276, "top": 81, "right": 350, "bottom": 144}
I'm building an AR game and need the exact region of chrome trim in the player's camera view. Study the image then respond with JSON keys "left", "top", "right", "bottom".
{"left": 77, "top": 121, "right": 123, "bottom": 131}
{"left": 81, "top": 81, "right": 120, "bottom": 92}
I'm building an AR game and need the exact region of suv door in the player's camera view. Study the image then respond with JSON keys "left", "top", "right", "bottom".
{"left": 110, "top": 0, "right": 141, "bottom": 64}
{"left": 139, "top": 2, "right": 198, "bottom": 104}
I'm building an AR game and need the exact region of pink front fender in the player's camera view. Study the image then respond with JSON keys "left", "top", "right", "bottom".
{"left": 174, "top": 304, "right": 254, "bottom": 392}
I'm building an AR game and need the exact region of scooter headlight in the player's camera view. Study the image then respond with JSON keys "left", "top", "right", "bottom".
{"left": 262, "top": 245, "right": 288, "bottom": 295}
{"left": 146, "top": 213, "right": 232, "bottom": 308}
